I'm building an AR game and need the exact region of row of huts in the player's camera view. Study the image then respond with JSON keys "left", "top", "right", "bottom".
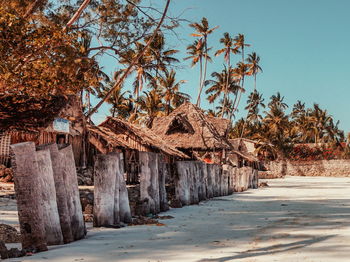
{"left": 0, "top": 95, "right": 260, "bottom": 182}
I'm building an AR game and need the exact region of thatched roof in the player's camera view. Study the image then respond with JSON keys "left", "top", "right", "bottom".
{"left": 151, "top": 102, "right": 231, "bottom": 150}
{"left": 0, "top": 95, "right": 69, "bottom": 131}
{"left": 96, "top": 117, "right": 188, "bottom": 158}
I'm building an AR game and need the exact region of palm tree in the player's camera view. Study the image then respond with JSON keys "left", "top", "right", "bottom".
{"left": 204, "top": 66, "right": 241, "bottom": 117}
{"left": 268, "top": 92, "right": 288, "bottom": 111}
{"left": 184, "top": 39, "right": 208, "bottom": 104}
{"left": 135, "top": 89, "right": 165, "bottom": 128}
{"left": 234, "top": 33, "right": 250, "bottom": 63}
{"left": 229, "top": 62, "right": 249, "bottom": 120}
{"left": 245, "top": 90, "right": 265, "bottom": 122}
{"left": 246, "top": 52, "right": 262, "bottom": 91}
{"left": 189, "top": 17, "right": 218, "bottom": 106}
{"left": 147, "top": 32, "right": 180, "bottom": 76}
{"left": 150, "top": 69, "right": 190, "bottom": 115}
{"left": 119, "top": 42, "right": 154, "bottom": 97}
{"left": 215, "top": 32, "right": 240, "bottom": 116}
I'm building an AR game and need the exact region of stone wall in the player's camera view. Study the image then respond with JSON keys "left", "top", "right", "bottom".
{"left": 259, "top": 159, "right": 350, "bottom": 178}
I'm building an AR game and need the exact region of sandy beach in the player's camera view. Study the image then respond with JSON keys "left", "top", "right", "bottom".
{"left": 2, "top": 176, "right": 350, "bottom": 262}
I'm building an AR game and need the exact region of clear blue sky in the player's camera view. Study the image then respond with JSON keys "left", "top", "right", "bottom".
{"left": 92, "top": 0, "right": 350, "bottom": 132}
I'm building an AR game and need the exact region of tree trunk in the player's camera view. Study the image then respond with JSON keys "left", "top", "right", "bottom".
{"left": 118, "top": 153, "right": 132, "bottom": 223}
{"left": 93, "top": 154, "right": 119, "bottom": 227}
{"left": 35, "top": 148, "right": 64, "bottom": 245}
{"left": 10, "top": 142, "right": 48, "bottom": 252}
{"left": 157, "top": 155, "right": 169, "bottom": 212}
{"left": 59, "top": 145, "right": 86, "bottom": 240}
{"left": 43, "top": 143, "right": 73, "bottom": 244}
{"left": 139, "top": 152, "right": 160, "bottom": 215}
{"left": 196, "top": 56, "right": 203, "bottom": 106}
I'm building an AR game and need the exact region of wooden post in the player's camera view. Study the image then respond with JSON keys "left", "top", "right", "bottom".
{"left": 212, "top": 165, "right": 221, "bottom": 197}
{"left": 175, "top": 161, "right": 190, "bottom": 206}
{"left": 111, "top": 153, "right": 120, "bottom": 225}
{"left": 10, "top": 142, "right": 48, "bottom": 252}
{"left": 228, "top": 165, "right": 236, "bottom": 195}
{"left": 93, "top": 154, "right": 118, "bottom": 227}
{"left": 251, "top": 169, "right": 259, "bottom": 189}
{"left": 118, "top": 153, "right": 132, "bottom": 223}
{"left": 59, "top": 145, "right": 86, "bottom": 240}
{"left": 36, "top": 148, "right": 63, "bottom": 245}
{"left": 158, "top": 155, "right": 169, "bottom": 212}
{"left": 139, "top": 152, "right": 159, "bottom": 215}
{"left": 189, "top": 162, "right": 199, "bottom": 204}
{"left": 206, "top": 164, "right": 213, "bottom": 198}
{"left": 198, "top": 162, "right": 207, "bottom": 201}
{"left": 44, "top": 143, "right": 73, "bottom": 243}
{"left": 221, "top": 164, "right": 230, "bottom": 196}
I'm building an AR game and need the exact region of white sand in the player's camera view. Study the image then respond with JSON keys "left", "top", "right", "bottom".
{"left": 5, "top": 176, "right": 350, "bottom": 262}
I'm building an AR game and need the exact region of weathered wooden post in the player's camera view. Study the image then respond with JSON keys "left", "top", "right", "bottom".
{"left": 228, "top": 165, "right": 236, "bottom": 195}
{"left": 212, "top": 164, "right": 221, "bottom": 197}
{"left": 206, "top": 164, "right": 214, "bottom": 199}
{"left": 250, "top": 169, "right": 259, "bottom": 189}
{"left": 59, "top": 145, "right": 86, "bottom": 240}
{"left": 36, "top": 148, "right": 64, "bottom": 245}
{"left": 44, "top": 143, "right": 73, "bottom": 243}
{"left": 118, "top": 153, "right": 132, "bottom": 223}
{"left": 175, "top": 161, "right": 190, "bottom": 206}
{"left": 190, "top": 162, "right": 199, "bottom": 204}
{"left": 10, "top": 142, "right": 48, "bottom": 252}
{"left": 158, "top": 155, "right": 169, "bottom": 212}
{"left": 93, "top": 154, "right": 118, "bottom": 227}
{"left": 198, "top": 162, "right": 207, "bottom": 201}
{"left": 139, "top": 152, "right": 160, "bottom": 214}
{"left": 221, "top": 164, "right": 230, "bottom": 196}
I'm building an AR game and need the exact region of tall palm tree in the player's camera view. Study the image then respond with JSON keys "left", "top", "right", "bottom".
{"left": 204, "top": 66, "right": 241, "bottom": 117}
{"left": 229, "top": 62, "right": 249, "bottom": 120}
{"left": 268, "top": 92, "right": 288, "bottom": 111}
{"left": 184, "top": 39, "right": 209, "bottom": 104}
{"left": 150, "top": 69, "right": 190, "bottom": 115}
{"left": 246, "top": 52, "right": 262, "bottom": 91}
{"left": 147, "top": 32, "right": 180, "bottom": 76}
{"left": 234, "top": 33, "right": 250, "bottom": 63}
{"left": 215, "top": 32, "right": 240, "bottom": 116}
{"left": 189, "top": 17, "right": 218, "bottom": 106}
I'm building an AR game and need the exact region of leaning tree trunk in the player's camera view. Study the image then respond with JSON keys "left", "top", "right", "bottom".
{"left": 10, "top": 142, "right": 48, "bottom": 252}
{"left": 36, "top": 148, "right": 64, "bottom": 245}
{"left": 59, "top": 145, "right": 86, "bottom": 240}
{"left": 44, "top": 143, "right": 74, "bottom": 243}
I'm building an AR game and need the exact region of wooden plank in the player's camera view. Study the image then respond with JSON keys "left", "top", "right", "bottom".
{"left": 10, "top": 142, "right": 48, "bottom": 252}
{"left": 35, "top": 148, "right": 64, "bottom": 245}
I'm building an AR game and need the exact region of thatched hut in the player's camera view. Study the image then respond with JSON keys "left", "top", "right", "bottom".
{"left": 0, "top": 95, "right": 85, "bottom": 167}
{"left": 88, "top": 117, "right": 188, "bottom": 184}
{"left": 150, "top": 102, "right": 231, "bottom": 159}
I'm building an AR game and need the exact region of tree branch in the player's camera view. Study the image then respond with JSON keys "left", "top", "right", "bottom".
{"left": 64, "top": 0, "right": 91, "bottom": 30}
{"left": 86, "top": 0, "right": 171, "bottom": 118}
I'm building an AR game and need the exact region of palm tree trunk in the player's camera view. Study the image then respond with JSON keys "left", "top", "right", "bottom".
{"left": 167, "top": 99, "right": 171, "bottom": 115}
{"left": 221, "top": 54, "right": 230, "bottom": 118}
{"left": 196, "top": 56, "right": 203, "bottom": 106}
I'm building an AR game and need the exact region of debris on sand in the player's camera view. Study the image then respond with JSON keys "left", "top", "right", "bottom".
{"left": 0, "top": 224, "right": 21, "bottom": 243}
{"left": 259, "top": 181, "right": 269, "bottom": 187}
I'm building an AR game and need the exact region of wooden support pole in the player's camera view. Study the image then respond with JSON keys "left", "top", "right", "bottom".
{"left": 221, "top": 164, "right": 230, "bottom": 196}
{"left": 190, "top": 162, "right": 199, "bottom": 204}
{"left": 59, "top": 145, "right": 86, "bottom": 240}
{"left": 43, "top": 143, "right": 73, "bottom": 243}
{"left": 35, "top": 148, "right": 64, "bottom": 245}
{"left": 118, "top": 153, "right": 132, "bottom": 223}
{"left": 10, "top": 142, "right": 48, "bottom": 252}
{"left": 228, "top": 165, "right": 236, "bottom": 195}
